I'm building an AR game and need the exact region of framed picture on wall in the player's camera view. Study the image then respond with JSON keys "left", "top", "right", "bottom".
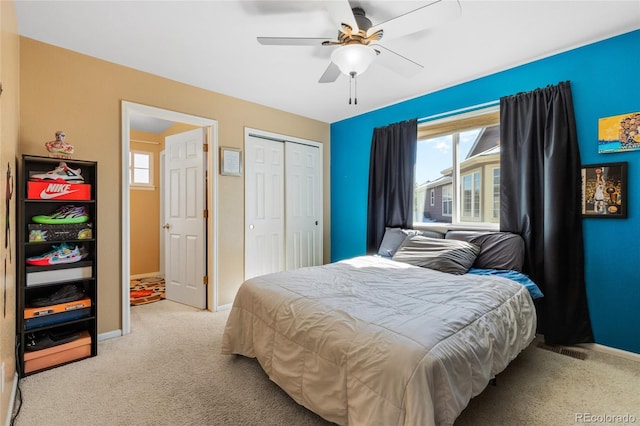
{"left": 598, "top": 111, "right": 640, "bottom": 154}
{"left": 581, "top": 162, "right": 627, "bottom": 218}
{"left": 220, "top": 147, "right": 242, "bottom": 176}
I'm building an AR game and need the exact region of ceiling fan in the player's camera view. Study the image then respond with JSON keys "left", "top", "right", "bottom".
{"left": 257, "top": 0, "right": 462, "bottom": 103}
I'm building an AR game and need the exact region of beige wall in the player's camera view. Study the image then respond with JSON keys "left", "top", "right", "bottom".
{"left": 20, "top": 38, "right": 330, "bottom": 336}
{"left": 129, "top": 130, "right": 163, "bottom": 276}
{"left": 0, "top": 0, "right": 19, "bottom": 421}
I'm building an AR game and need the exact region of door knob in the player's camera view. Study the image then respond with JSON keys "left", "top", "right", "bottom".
{"left": 249, "top": 224, "right": 254, "bottom": 230}
{"left": 162, "top": 223, "right": 171, "bottom": 229}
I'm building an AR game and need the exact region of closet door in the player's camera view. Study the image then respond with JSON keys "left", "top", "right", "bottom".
{"left": 244, "top": 135, "right": 285, "bottom": 280}
{"left": 285, "top": 142, "right": 322, "bottom": 270}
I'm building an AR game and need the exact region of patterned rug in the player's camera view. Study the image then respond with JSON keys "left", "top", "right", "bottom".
{"left": 130, "top": 277, "right": 166, "bottom": 306}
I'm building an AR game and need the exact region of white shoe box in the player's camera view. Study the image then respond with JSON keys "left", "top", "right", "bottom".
{"left": 27, "top": 266, "right": 92, "bottom": 287}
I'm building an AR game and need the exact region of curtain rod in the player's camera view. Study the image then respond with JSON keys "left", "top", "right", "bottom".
{"left": 417, "top": 100, "right": 499, "bottom": 124}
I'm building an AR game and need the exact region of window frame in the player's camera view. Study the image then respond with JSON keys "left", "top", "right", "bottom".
{"left": 129, "top": 150, "right": 155, "bottom": 190}
{"left": 414, "top": 105, "right": 500, "bottom": 229}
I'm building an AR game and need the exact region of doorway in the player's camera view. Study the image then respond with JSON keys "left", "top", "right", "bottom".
{"left": 121, "top": 101, "right": 219, "bottom": 335}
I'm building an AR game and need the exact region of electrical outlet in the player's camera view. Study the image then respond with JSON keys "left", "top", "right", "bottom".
{"left": 1, "top": 361, "right": 5, "bottom": 393}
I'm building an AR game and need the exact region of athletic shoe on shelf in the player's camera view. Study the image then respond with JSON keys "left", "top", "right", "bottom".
{"left": 25, "top": 327, "right": 82, "bottom": 351}
{"left": 29, "top": 162, "right": 84, "bottom": 183}
{"left": 31, "top": 205, "right": 89, "bottom": 225}
{"left": 26, "top": 242, "right": 87, "bottom": 266}
{"left": 29, "top": 284, "right": 85, "bottom": 307}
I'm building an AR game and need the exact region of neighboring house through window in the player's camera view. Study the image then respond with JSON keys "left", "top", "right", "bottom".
{"left": 414, "top": 106, "right": 500, "bottom": 226}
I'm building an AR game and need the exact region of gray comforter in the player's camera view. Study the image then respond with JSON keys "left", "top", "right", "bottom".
{"left": 222, "top": 256, "right": 537, "bottom": 425}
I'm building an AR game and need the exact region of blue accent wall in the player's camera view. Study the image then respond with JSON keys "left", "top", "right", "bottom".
{"left": 330, "top": 29, "right": 640, "bottom": 354}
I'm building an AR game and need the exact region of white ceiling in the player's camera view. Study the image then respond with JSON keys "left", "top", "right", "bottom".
{"left": 129, "top": 115, "right": 176, "bottom": 134}
{"left": 14, "top": 0, "right": 640, "bottom": 124}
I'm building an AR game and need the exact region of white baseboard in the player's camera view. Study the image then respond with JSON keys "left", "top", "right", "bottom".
{"left": 5, "top": 372, "right": 18, "bottom": 426}
{"left": 130, "top": 272, "right": 162, "bottom": 280}
{"left": 215, "top": 303, "right": 232, "bottom": 311}
{"left": 98, "top": 330, "right": 122, "bottom": 342}
{"left": 578, "top": 343, "right": 640, "bottom": 363}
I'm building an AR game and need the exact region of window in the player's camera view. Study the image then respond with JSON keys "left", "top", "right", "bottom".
{"left": 415, "top": 107, "right": 500, "bottom": 226}
{"left": 442, "top": 185, "right": 452, "bottom": 216}
{"left": 492, "top": 167, "right": 500, "bottom": 219}
{"left": 462, "top": 171, "right": 481, "bottom": 220}
{"left": 130, "top": 150, "right": 154, "bottom": 189}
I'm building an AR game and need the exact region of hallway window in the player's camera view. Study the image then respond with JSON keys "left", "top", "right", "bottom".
{"left": 130, "top": 150, "right": 154, "bottom": 189}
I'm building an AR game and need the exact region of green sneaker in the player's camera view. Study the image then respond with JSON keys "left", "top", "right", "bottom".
{"left": 32, "top": 205, "right": 89, "bottom": 225}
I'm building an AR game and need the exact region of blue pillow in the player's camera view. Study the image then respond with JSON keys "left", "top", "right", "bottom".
{"left": 467, "top": 268, "right": 544, "bottom": 300}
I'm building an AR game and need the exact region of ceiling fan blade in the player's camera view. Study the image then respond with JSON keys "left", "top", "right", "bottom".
{"left": 368, "top": 0, "right": 461, "bottom": 42}
{"left": 318, "top": 62, "right": 342, "bottom": 83}
{"left": 372, "top": 44, "right": 424, "bottom": 78}
{"left": 323, "top": 0, "right": 359, "bottom": 33}
{"left": 257, "top": 37, "right": 330, "bottom": 46}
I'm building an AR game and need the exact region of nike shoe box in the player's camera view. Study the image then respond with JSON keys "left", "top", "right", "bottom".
{"left": 24, "top": 306, "right": 91, "bottom": 330}
{"left": 26, "top": 265, "right": 92, "bottom": 287}
{"left": 28, "top": 223, "right": 93, "bottom": 242}
{"left": 27, "top": 181, "right": 91, "bottom": 201}
{"left": 25, "top": 297, "right": 91, "bottom": 319}
{"left": 24, "top": 297, "right": 91, "bottom": 330}
{"left": 24, "top": 330, "right": 92, "bottom": 374}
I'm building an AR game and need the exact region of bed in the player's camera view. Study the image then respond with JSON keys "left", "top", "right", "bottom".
{"left": 221, "top": 230, "right": 539, "bottom": 426}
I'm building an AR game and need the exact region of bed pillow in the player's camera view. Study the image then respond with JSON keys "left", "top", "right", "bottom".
{"left": 377, "top": 228, "right": 408, "bottom": 257}
{"left": 377, "top": 228, "right": 444, "bottom": 257}
{"left": 392, "top": 235, "right": 480, "bottom": 274}
{"left": 467, "top": 268, "right": 544, "bottom": 300}
{"left": 445, "top": 231, "right": 525, "bottom": 272}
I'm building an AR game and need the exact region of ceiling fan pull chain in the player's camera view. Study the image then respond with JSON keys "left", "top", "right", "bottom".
{"left": 354, "top": 73, "right": 358, "bottom": 105}
{"left": 349, "top": 71, "right": 358, "bottom": 105}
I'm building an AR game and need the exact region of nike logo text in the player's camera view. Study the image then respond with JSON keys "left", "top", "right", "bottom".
{"left": 40, "top": 183, "right": 79, "bottom": 199}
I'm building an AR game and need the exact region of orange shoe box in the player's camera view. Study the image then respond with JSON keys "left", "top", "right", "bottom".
{"left": 27, "top": 181, "right": 91, "bottom": 200}
{"left": 24, "top": 297, "right": 91, "bottom": 319}
{"left": 24, "top": 330, "right": 92, "bottom": 374}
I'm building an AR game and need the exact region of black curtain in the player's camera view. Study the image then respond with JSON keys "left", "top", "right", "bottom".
{"left": 500, "top": 81, "right": 593, "bottom": 345}
{"left": 366, "top": 119, "right": 417, "bottom": 254}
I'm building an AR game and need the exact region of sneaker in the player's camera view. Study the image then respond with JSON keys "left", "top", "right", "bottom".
{"left": 29, "top": 284, "right": 85, "bottom": 307}
{"left": 26, "top": 242, "right": 87, "bottom": 266}
{"left": 25, "top": 328, "right": 82, "bottom": 351}
{"left": 30, "top": 162, "right": 84, "bottom": 183}
{"left": 32, "top": 205, "right": 89, "bottom": 224}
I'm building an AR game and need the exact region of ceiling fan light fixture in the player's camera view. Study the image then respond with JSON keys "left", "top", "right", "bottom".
{"left": 331, "top": 44, "right": 376, "bottom": 76}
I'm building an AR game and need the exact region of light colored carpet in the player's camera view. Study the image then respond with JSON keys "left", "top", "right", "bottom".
{"left": 12, "top": 300, "right": 640, "bottom": 426}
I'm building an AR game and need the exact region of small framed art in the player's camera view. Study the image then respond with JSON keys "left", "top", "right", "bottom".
{"left": 598, "top": 111, "right": 640, "bottom": 154}
{"left": 581, "top": 162, "right": 627, "bottom": 218}
{"left": 220, "top": 147, "right": 242, "bottom": 176}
